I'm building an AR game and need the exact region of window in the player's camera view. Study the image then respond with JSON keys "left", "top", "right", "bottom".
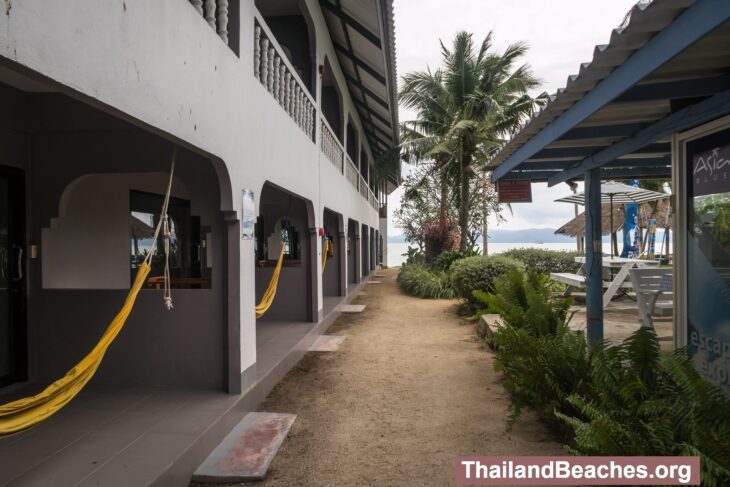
{"left": 130, "top": 190, "right": 210, "bottom": 289}
{"left": 255, "top": 216, "right": 300, "bottom": 263}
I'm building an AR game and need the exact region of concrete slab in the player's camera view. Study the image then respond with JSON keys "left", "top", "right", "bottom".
{"left": 340, "top": 304, "right": 366, "bottom": 313}
{"left": 192, "top": 412, "right": 296, "bottom": 483}
{"left": 308, "top": 335, "right": 346, "bottom": 352}
{"left": 366, "top": 280, "right": 382, "bottom": 284}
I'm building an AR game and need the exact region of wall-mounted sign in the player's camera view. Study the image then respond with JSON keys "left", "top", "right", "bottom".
{"left": 241, "top": 189, "right": 255, "bottom": 240}
{"left": 497, "top": 180, "right": 532, "bottom": 203}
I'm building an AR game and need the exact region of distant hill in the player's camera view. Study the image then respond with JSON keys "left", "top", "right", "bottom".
{"left": 388, "top": 228, "right": 575, "bottom": 244}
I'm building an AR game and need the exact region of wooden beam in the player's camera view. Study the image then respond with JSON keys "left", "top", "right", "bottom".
{"left": 320, "top": 1, "right": 381, "bottom": 47}
{"left": 333, "top": 42, "right": 387, "bottom": 85}
{"left": 548, "top": 88, "right": 730, "bottom": 185}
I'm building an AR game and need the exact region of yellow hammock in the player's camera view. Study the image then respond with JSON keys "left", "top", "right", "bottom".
{"left": 0, "top": 149, "right": 177, "bottom": 436}
{"left": 321, "top": 239, "right": 333, "bottom": 271}
{"left": 255, "top": 244, "right": 285, "bottom": 318}
{"left": 0, "top": 263, "right": 151, "bottom": 435}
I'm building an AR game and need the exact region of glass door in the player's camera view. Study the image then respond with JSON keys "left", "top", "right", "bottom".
{"left": 0, "top": 166, "right": 25, "bottom": 387}
{"left": 685, "top": 128, "right": 730, "bottom": 395}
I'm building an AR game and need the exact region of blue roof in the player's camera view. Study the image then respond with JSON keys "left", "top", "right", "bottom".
{"left": 489, "top": 0, "right": 730, "bottom": 185}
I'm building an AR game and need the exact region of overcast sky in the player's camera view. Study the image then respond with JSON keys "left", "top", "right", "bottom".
{"left": 387, "top": 0, "right": 639, "bottom": 236}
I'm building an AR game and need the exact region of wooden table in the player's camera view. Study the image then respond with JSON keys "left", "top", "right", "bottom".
{"left": 550, "top": 257, "right": 659, "bottom": 308}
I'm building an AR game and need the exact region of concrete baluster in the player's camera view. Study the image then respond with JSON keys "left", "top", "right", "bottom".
{"left": 254, "top": 26, "right": 261, "bottom": 79}
{"left": 259, "top": 38, "right": 269, "bottom": 84}
{"left": 267, "top": 48, "right": 275, "bottom": 93}
{"left": 204, "top": 0, "right": 216, "bottom": 29}
{"left": 216, "top": 0, "right": 228, "bottom": 43}
{"left": 273, "top": 56, "right": 281, "bottom": 102}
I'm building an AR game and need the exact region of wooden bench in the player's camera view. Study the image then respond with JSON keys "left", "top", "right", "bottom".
{"left": 629, "top": 268, "right": 673, "bottom": 328}
{"left": 550, "top": 272, "right": 633, "bottom": 290}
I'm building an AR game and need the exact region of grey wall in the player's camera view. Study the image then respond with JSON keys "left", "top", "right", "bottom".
{"left": 255, "top": 184, "right": 312, "bottom": 322}
{"left": 322, "top": 209, "right": 341, "bottom": 296}
{"left": 1, "top": 85, "right": 230, "bottom": 389}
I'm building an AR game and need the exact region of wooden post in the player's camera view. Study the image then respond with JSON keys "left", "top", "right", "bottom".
{"left": 585, "top": 168, "right": 604, "bottom": 347}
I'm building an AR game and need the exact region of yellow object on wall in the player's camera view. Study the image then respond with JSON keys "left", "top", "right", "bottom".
{"left": 255, "top": 244, "right": 285, "bottom": 318}
{"left": 0, "top": 262, "right": 152, "bottom": 436}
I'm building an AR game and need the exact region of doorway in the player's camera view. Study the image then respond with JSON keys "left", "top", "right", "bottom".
{"left": 0, "top": 166, "right": 26, "bottom": 388}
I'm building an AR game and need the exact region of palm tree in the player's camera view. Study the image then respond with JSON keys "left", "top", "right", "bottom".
{"left": 400, "top": 31, "right": 545, "bottom": 252}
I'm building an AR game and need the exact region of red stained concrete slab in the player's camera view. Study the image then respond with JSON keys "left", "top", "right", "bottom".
{"left": 308, "top": 335, "right": 346, "bottom": 352}
{"left": 192, "top": 412, "right": 296, "bottom": 483}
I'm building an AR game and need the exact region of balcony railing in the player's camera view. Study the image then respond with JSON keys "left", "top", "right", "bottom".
{"left": 368, "top": 190, "right": 378, "bottom": 210}
{"left": 345, "top": 156, "right": 359, "bottom": 190}
{"left": 321, "top": 119, "right": 344, "bottom": 171}
{"left": 189, "top": 0, "right": 230, "bottom": 43}
{"left": 359, "top": 175, "right": 369, "bottom": 199}
{"left": 254, "top": 16, "right": 315, "bottom": 140}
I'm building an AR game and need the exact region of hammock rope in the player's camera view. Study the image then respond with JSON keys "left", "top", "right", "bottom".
{"left": 0, "top": 148, "right": 178, "bottom": 436}
{"left": 255, "top": 243, "right": 285, "bottom": 318}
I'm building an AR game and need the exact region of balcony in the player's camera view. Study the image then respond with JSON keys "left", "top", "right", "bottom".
{"left": 253, "top": 16, "right": 315, "bottom": 141}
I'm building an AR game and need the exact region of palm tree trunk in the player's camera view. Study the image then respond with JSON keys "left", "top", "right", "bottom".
{"left": 459, "top": 154, "right": 471, "bottom": 253}
{"left": 439, "top": 174, "right": 448, "bottom": 222}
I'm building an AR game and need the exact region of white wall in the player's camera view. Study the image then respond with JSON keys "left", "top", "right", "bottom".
{"left": 42, "top": 173, "right": 189, "bottom": 289}
{"left": 0, "top": 0, "right": 386, "bottom": 375}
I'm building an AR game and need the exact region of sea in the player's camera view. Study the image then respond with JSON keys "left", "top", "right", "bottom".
{"left": 386, "top": 242, "right": 580, "bottom": 267}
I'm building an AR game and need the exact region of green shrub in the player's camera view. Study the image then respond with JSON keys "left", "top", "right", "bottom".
{"left": 450, "top": 255, "right": 523, "bottom": 308}
{"left": 500, "top": 248, "right": 581, "bottom": 274}
{"left": 556, "top": 329, "right": 730, "bottom": 485}
{"left": 402, "top": 246, "right": 425, "bottom": 266}
{"left": 397, "top": 263, "right": 455, "bottom": 299}
{"left": 431, "top": 249, "right": 479, "bottom": 272}
{"left": 473, "top": 269, "right": 573, "bottom": 335}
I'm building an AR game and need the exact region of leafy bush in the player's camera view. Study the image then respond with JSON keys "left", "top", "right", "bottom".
{"left": 473, "top": 269, "right": 573, "bottom": 334}
{"left": 500, "top": 248, "right": 581, "bottom": 274}
{"left": 450, "top": 255, "right": 523, "bottom": 308}
{"left": 401, "top": 246, "right": 425, "bottom": 266}
{"left": 557, "top": 329, "right": 730, "bottom": 485}
{"left": 397, "top": 263, "right": 455, "bottom": 299}
{"left": 492, "top": 323, "right": 591, "bottom": 433}
{"left": 431, "top": 249, "right": 479, "bottom": 272}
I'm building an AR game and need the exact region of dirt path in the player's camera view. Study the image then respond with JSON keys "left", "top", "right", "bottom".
{"left": 250, "top": 268, "right": 562, "bottom": 486}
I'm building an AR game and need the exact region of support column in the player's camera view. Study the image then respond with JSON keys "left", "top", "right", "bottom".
{"left": 354, "top": 233, "right": 362, "bottom": 283}
{"left": 584, "top": 169, "right": 604, "bottom": 347}
{"left": 309, "top": 227, "right": 321, "bottom": 323}
{"left": 338, "top": 230, "right": 347, "bottom": 296}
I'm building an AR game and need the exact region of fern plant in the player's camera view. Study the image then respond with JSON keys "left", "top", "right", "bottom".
{"left": 556, "top": 328, "right": 730, "bottom": 486}
{"left": 473, "top": 269, "right": 573, "bottom": 336}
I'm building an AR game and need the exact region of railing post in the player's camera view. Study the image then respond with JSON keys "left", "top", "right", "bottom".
{"left": 585, "top": 168, "right": 604, "bottom": 347}
{"left": 273, "top": 56, "right": 281, "bottom": 103}
{"left": 254, "top": 25, "right": 261, "bottom": 78}
{"left": 266, "top": 48, "right": 275, "bottom": 93}
{"left": 259, "top": 38, "right": 269, "bottom": 84}
{"left": 216, "top": 0, "right": 229, "bottom": 43}
{"left": 204, "top": 0, "right": 216, "bottom": 29}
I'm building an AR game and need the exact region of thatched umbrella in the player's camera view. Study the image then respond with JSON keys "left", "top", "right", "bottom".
{"left": 555, "top": 200, "right": 672, "bottom": 255}
{"left": 555, "top": 182, "right": 669, "bottom": 256}
{"left": 131, "top": 215, "right": 155, "bottom": 257}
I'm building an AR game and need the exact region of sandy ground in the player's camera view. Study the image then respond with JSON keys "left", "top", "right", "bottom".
{"left": 221, "top": 267, "right": 562, "bottom": 487}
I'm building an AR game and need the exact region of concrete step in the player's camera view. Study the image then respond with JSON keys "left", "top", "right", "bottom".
{"left": 308, "top": 335, "right": 346, "bottom": 352}
{"left": 192, "top": 412, "right": 296, "bottom": 483}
